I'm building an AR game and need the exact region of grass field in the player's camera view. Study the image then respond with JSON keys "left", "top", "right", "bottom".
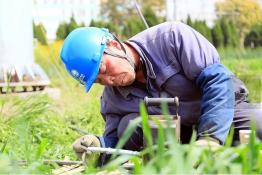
{"left": 219, "top": 47, "right": 262, "bottom": 102}
{"left": 0, "top": 42, "right": 261, "bottom": 174}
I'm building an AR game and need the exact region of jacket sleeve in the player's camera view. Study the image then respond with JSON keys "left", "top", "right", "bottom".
{"left": 196, "top": 64, "right": 234, "bottom": 144}
{"left": 172, "top": 22, "right": 234, "bottom": 143}
{"left": 100, "top": 113, "right": 120, "bottom": 148}
{"left": 97, "top": 113, "right": 120, "bottom": 166}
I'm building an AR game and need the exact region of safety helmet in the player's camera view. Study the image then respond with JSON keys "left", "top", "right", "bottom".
{"left": 60, "top": 27, "right": 109, "bottom": 92}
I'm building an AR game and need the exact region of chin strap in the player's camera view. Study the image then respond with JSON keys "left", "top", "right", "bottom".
{"left": 104, "top": 34, "right": 136, "bottom": 71}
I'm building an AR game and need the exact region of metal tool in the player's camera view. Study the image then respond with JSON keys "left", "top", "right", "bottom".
{"left": 144, "top": 96, "right": 179, "bottom": 117}
{"left": 143, "top": 96, "right": 181, "bottom": 145}
{"left": 17, "top": 160, "right": 83, "bottom": 166}
{"left": 134, "top": 0, "right": 149, "bottom": 29}
{"left": 80, "top": 145, "right": 140, "bottom": 156}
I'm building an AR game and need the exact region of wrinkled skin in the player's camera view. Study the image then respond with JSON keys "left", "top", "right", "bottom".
{"left": 95, "top": 40, "right": 138, "bottom": 87}
{"left": 95, "top": 55, "right": 136, "bottom": 86}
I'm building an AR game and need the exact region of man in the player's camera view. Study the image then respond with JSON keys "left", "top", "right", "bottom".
{"left": 60, "top": 22, "right": 261, "bottom": 163}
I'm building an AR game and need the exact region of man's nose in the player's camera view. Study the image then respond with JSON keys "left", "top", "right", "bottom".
{"left": 96, "top": 74, "right": 115, "bottom": 85}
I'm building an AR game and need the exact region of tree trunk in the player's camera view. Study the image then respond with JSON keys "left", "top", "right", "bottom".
{"left": 239, "top": 32, "right": 245, "bottom": 49}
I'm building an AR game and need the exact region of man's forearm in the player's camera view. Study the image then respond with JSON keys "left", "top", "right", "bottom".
{"left": 196, "top": 63, "right": 235, "bottom": 144}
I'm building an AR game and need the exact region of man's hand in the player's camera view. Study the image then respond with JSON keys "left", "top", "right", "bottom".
{"left": 72, "top": 135, "right": 101, "bottom": 161}
{"left": 195, "top": 137, "right": 221, "bottom": 147}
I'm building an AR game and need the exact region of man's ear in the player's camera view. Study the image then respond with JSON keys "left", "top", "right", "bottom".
{"left": 107, "top": 40, "right": 122, "bottom": 50}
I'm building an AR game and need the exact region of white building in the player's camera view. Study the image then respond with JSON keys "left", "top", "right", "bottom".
{"left": 33, "top": 0, "right": 99, "bottom": 41}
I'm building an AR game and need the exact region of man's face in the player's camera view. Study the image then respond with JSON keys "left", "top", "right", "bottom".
{"left": 95, "top": 44, "right": 136, "bottom": 86}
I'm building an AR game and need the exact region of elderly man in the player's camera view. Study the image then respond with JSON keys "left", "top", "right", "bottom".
{"left": 60, "top": 22, "right": 261, "bottom": 163}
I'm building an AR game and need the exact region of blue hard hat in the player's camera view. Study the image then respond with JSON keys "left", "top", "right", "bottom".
{"left": 60, "top": 27, "right": 109, "bottom": 92}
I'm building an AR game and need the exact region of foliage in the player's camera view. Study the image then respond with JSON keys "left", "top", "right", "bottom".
{"left": 102, "top": 103, "right": 262, "bottom": 174}
{"left": 33, "top": 22, "right": 48, "bottom": 45}
{"left": 221, "top": 57, "right": 262, "bottom": 102}
{"left": 53, "top": 0, "right": 261, "bottom": 49}
{"left": 100, "top": 0, "right": 165, "bottom": 27}
{"left": 220, "top": 18, "right": 240, "bottom": 48}
{"left": 122, "top": 16, "right": 145, "bottom": 38}
{"left": 212, "top": 20, "right": 224, "bottom": 48}
{"left": 56, "top": 22, "right": 68, "bottom": 40}
{"left": 192, "top": 20, "right": 212, "bottom": 42}
{"left": 186, "top": 15, "right": 193, "bottom": 27}
{"left": 100, "top": 0, "right": 130, "bottom": 27}
{"left": 216, "top": 0, "right": 262, "bottom": 48}
{"left": 185, "top": 16, "right": 241, "bottom": 48}
{"left": 90, "top": 19, "right": 121, "bottom": 36}
{"left": 245, "top": 24, "right": 262, "bottom": 48}
{"left": 67, "top": 15, "right": 78, "bottom": 34}
{"left": 0, "top": 41, "right": 261, "bottom": 173}
{"left": 89, "top": 19, "right": 107, "bottom": 28}
{"left": 138, "top": 0, "right": 165, "bottom": 14}
{"left": 0, "top": 95, "right": 54, "bottom": 173}
{"left": 91, "top": 5, "right": 161, "bottom": 39}
{"left": 0, "top": 41, "right": 105, "bottom": 173}
{"left": 143, "top": 6, "right": 163, "bottom": 27}
{"left": 55, "top": 15, "right": 85, "bottom": 40}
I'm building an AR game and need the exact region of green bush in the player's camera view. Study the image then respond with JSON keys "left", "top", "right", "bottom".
{"left": 220, "top": 18, "right": 239, "bottom": 48}
{"left": 67, "top": 15, "right": 78, "bottom": 34}
{"left": 56, "top": 22, "right": 68, "bottom": 40}
{"left": 192, "top": 20, "right": 212, "bottom": 42}
{"left": 212, "top": 20, "right": 224, "bottom": 48}
{"left": 33, "top": 22, "right": 48, "bottom": 45}
{"left": 186, "top": 15, "right": 193, "bottom": 27}
{"left": 143, "top": 6, "right": 163, "bottom": 27}
{"left": 245, "top": 24, "right": 262, "bottom": 48}
{"left": 100, "top": 103, "right": 262, "bottom": 174}
{"left": 55, "top": 15, "right": 83, "bottom": 40}
{"left": 123, "top": 16, "right": 145, "bottom": 38}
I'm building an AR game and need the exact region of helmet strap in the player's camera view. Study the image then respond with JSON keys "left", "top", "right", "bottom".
{"left": 105, "top": 34, "right": 136, "bottom": 71}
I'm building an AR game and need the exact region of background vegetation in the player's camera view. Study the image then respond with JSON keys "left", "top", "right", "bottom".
{"left": 34, "top": 0, "right": 262, "bottom": 49}
{"left": 1, "top": 0, "right": 261, "bottom": 173}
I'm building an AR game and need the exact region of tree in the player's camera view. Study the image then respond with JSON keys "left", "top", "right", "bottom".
{"left": 55, "top": 15, "right": 86, "bottom": 40}
{"left": 216, "top": 0, "right": 262, "bottom": 48}
{"left": 138, "top": 0, "right": 165, "bottom": 14}
{"left": 89, "top": 19, "right": 121, "bottom": 37}
{"left": 79, "top": 22, "right": 86, "bottom": 27}
{"left": 67, "top": 15, "right": 78, "bottom": 34}
{"left": 100, "top": 0, "right": 130, "bottom": 27}
{"left": 143, "top": 6, "right": 162, "bottom": 27}
{"left": 220, "top": 18, "right": 239, "bottom": 47}
{"left": 186, "top": 15, "right": 193, "bottom": 27}
{"left": 33, "top": 22, "right": 48, "bottom": 45}
{"left": 212, "top": 20, "right": 224, "bottom": 48}
{"left": 192, "top": 20, "right": 212, "bottom": 42}
{"left": 56, "top": 22, "right": 68, "bottom": 40}
{"left": 100, "top": 0, "right": 165, "bottom": 29}
{"left": 245, "top": 24, "right": 262, "bottom": 47}
{"left": 89, "top": 19, "right": 107, "bottom": 28}
{"left": 123, "top": 15, "right": 144, "bottom": 38}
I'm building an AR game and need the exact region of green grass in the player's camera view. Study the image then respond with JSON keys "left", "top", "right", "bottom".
{"left": 222, "top": 58, "right": 262, "bottom": 102}
{"left": 0, "top": 42, "right": 105, "bottom": 173}
{"left": 218, "top": 47, "right": 262, "bottom": 102}
{"left": 99, "top": 103, "right": 262, "bottom": 174}
{"left": 0, "top": 43, "right": 261, "bottom": 173}
{"left": 218, "top": 47, "right": 262, "bottom": 60}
